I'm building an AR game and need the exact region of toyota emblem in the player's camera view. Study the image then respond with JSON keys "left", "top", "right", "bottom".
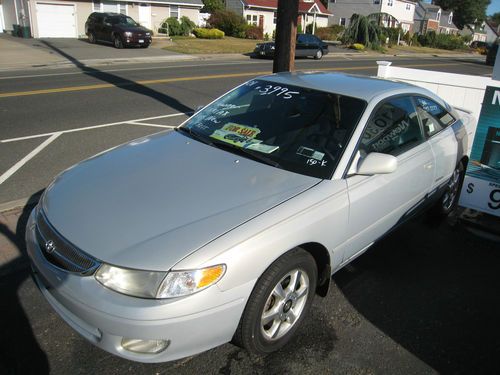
{"left": 45, "top": 240, "right": 56, "bottom": 254}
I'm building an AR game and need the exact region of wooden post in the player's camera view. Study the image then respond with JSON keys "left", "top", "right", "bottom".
{"left": 273, "top": 0, "right": 299, "bottom": 73}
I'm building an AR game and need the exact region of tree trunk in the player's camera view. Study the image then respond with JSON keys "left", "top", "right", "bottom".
{"left": 273, "top": 0, "right": 299, "bottom": 73}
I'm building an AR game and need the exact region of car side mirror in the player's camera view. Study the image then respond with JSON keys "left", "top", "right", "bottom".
{"left": 356, "top": 152, "right": 397, "bottom": 175}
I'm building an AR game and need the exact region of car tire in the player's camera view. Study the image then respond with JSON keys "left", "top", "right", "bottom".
{"left": 314, "top": 49, "right": 323, "bottom": 60}
{"left": 113, "top": 35, "right": 124, "bottom": 49}
{"left": 232, "top": 248, "right": 317, "bottom": 355}
{"left": 432, "top": 161, "right": 465, "bottom": 217}
{"left": 88, "top": 32, "right": 96, "bottom": 44}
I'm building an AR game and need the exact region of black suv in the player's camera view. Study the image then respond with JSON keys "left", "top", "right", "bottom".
{"left": 85, "top": 12, "right": 152, "bottom": 49}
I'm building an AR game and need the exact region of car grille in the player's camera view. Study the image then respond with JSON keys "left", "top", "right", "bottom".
{"left": 36, "top": 210, "right": 100, "bottom": 275}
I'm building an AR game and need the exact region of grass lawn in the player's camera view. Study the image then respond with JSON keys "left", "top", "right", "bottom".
{"left": 162, "top": 36, "right": 264, "bottom": 54}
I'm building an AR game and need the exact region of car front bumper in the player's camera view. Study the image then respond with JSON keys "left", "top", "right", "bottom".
{"left": 26, "top": 209, "right": 251, "bottom": 363}
{"left": 123, "top": 36, "right": 151, "bottom": 47}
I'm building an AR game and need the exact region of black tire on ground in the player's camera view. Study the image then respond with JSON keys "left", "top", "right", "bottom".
{"left": 88, "top": 32, "right": 96, "bottom": 44}
{"left": 232, "top": 248, "right": 317, "bottom": 355}
{"left": 432, "top": 161, "right": 465, "bottom": 217}
{"left": 314, "top": 49, "right": 323, "bottom": 60}
{"left": 113, "top": 35, "right": 124, "bottom": 49}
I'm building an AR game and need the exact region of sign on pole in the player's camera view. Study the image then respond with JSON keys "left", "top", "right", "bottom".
{"left": 459, "top": 85, "right": 500, "bottom": 217}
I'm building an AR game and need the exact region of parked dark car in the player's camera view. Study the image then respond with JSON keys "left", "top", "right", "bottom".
{"left": 85, "top": 12, "right": 152, "bottom": 49}
{"left": 254, "top": 33, "right": 329, "bottom": 59}
{"left": 486, "top": 41, "right": 498, "bottom": 66}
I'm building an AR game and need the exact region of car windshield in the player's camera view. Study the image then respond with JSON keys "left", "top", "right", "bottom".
{"left": 181, "top": 79, "right": 367, "bottom": 179}
{"left": 110, "top": 16, "right": 138, "bottom": 26}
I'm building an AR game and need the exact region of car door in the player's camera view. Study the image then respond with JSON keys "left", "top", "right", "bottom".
{"left": 102, "top": 16, "right": 114, "bottom": 42}
{"left": 414, "top": 96, "right": 458, "bottom": 193}
{"left": 93, "top": 14, "right": 105, "bottom": 40}
{"left": 341, "top": 96, "right": 435, "bottom": 263}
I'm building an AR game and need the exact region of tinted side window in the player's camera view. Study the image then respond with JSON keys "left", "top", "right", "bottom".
{"left": 361, "top": 97, "right": 423, "bottom": 156}
{"left": 415, "top": 96, "right": 455, "bottom": 137}
{"left": 297, "top": 35, "right": 306, "bottom": 44}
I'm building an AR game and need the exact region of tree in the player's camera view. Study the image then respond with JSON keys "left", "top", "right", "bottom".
{"left": 342, "top": 14, "right": 380, "bottom": 48}
{"left": 490, "top": 12, "right": 500, "bottom": 25}
{"left": 433, "top": 0, "right": 490, "bottom": 29}
{"left": 201, "top": 0, "right": 224, "bottom": 13}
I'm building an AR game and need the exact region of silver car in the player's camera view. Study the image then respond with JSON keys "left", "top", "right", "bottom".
{"left": 26, "top": 72, "right": 468, "bottom": 363}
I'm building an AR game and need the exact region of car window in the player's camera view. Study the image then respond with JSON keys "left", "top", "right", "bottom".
{"left": 182, "top": 79, "right": 367, "bottom": 179}
{"left": 361, "top": 96, "right": 424, "bottom": 156}
{"left": 297, "top": 35, "right": 306, "bottom": 44}
{"left": 414, "top": 96, "right": 455, "bottom": 137}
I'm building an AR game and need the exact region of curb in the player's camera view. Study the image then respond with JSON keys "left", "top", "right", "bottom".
{"left": 0, "top": 194, "right": 41, "bottom": 213}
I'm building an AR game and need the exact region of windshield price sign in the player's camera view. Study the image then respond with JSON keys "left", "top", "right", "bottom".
{"left": 459, "top": 86, "right": 500, "bottom": 217}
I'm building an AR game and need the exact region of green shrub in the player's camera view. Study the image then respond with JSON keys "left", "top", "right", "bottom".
{"left": 350, "top": 43, "right": 365, "bottom": 50}
{"left": 207, "top": 10, "right": 247, "bottom": 37}
{"left": 192, "top": 28, "right": 224, "bottom": 39}
{"left": 305, "top": 23, "right": 317, "bottom": 34}
{"left": 179, "top": 16, "right": 196, "bottom": 36}
{"left": 417, "top": 31, "right": 466, "bottom": 50}
{"left": 315, "top": 26, "right": 344, "bottom": 41}
{"left": 342, "top": 14, "right": 380, "bottom": 49}
{"left": 245, "top": 25, "right": 263, "bottom": 39}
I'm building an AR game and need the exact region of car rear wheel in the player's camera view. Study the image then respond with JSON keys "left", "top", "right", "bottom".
{"left": 232, "top": 248, "right": 317, "bottom": 355}
{"left": 88, "top": 32, "right": 96, "bottom": 44}
{"left": 113, "top": 35, "right": 124, "bottom": 49}
{"left": 433, "top": 162, "right": 465, "bottom": 216}
{"left": 314, "top": 49, "right": 323, "bottom": 60}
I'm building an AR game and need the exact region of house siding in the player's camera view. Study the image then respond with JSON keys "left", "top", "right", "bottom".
{"left": 2, "top": 0, "right": 18, "bottom": 31}
{"left": 25, "top": 0, "right": 200, "bottom": 37}
{"left": 327, "top": 0, "right": 381, "bottom": 27}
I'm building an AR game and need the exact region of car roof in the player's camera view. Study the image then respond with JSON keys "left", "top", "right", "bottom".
{"left": 259, "top": 71, "right": 429, "bottom": 102}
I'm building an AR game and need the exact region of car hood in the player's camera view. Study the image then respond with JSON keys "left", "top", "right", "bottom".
{"left": 41, "top": 131, "right": 319, "bottom": 271}
{"left": 115, "top": 25, "right": 150, "bottom": 33}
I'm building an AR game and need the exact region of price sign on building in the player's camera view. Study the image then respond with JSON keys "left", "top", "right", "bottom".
{"left": 459, "top": 86, "right": 500, "bottom": 217}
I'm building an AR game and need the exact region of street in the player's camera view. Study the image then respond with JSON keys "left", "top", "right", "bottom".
{"left": 1, "top": 53, "right": 499, "bottom": 374}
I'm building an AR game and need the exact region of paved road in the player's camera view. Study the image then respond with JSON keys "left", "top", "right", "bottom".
{"left": 0, "top": 55, "right": 492, "bottom": 206}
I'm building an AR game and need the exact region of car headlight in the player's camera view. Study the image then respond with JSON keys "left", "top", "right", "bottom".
{"left": 270, "top": 45, "right": 275, "bottom": 50}
{"left": 157, "top": 265, "right": 226, "bottom": 298}
{"left": 124, "top": 31, "right": 132, "bottom": 37}
{"left": 95, "top": 264, "right": 225, "bottom": 299}
{"left": 146, "top": 32, "right": 151, "bottom": 36}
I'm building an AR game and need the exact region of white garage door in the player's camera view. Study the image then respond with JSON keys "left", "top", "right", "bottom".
{"left": 36, "top": 3, "right": 76, "bottom": 38}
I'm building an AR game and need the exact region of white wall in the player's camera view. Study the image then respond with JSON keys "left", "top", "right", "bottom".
{"left": 0, "top": 5, "right": 5, "bottom": 32}
{"left": 243, "top": 9, "right": 274, "bottom": 36}
{"left": 380, "top": 0, "right": 415, "bottom": 24}
{"left": 2, "top": 0, "right": 17, "bottom": 31}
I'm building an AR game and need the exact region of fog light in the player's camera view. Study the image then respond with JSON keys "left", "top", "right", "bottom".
{"left": 121, "top": 338, "right": 170, "bottom": 354}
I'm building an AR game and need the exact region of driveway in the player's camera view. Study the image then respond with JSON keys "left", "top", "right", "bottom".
{"left": 0, "top": 35, "right": 183, "bottom": 67}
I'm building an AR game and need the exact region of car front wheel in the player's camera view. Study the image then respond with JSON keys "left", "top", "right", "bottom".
{"left": 314, "top": 49, "right": 323, "bottom": 60}
{"left": 232, "top": 248, "right": 317, "bottom": 355}
{"left": 88, "top": 32, "right": 96, "bottom": 44}
{"left": 113, "top": 35, "right": 124, "bottom": 49}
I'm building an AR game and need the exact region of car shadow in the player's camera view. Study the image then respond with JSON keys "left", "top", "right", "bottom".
{"left": 38, "top": 40, "right": 193, "bottom": 113}
{"left": 0, "top": 191, "right": 50, "bottom": 374}
{"left": 334, "top": 213, "right": 500, "bottom": 373}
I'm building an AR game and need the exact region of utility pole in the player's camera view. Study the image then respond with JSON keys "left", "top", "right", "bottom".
{"left": 273, "top": 0, "right": 299, "bottom": 73}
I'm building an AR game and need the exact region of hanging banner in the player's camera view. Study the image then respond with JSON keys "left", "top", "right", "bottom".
{"left": 459, "top": 86, "right": 500, "bottom": 217}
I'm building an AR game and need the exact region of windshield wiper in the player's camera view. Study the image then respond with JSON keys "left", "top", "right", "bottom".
{"left": 175, "top": 127, "right": 214, "bottom": 146}
{"left": 210, "top": 139, "right": 282, "bottom": 169}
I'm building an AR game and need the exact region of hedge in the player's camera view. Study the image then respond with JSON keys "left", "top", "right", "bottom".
{"left": 193, "top": 28, "right": 225, "bottom": 39}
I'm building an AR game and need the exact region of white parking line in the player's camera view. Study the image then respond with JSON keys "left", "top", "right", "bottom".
{"left": 0, "top": 133, "right": 62, "bottom": 185}
{"left": 0, "top": 112, "right": 191, "bottom": 143}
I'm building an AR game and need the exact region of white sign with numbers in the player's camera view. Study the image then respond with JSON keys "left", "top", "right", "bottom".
{"left": 459, "top": 175, "right": 500, "bottom": 216}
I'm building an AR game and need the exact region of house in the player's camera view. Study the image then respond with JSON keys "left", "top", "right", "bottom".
{"left": 460, "top": 23, "right": 487, "bottom": 43}
{"left": 484, "top": 20, "right": 499, "bottom": 44}
{"left": 327, "top": 0, "right": 416, "bottom": 33}
{"left": 226, "top": 0, "right": 332, "bottom": 37}
{"left": 0, "top": 0, "right": 203, "bottom": 38}
{"left": 414, "top": 1, "right": 459, "bottom": 35}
